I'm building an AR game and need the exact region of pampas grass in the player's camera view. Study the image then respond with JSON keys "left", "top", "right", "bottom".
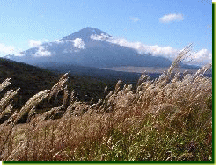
{"left": 0, "top": 78, "right": 11, "bottom": 92}
{"left": 14, "top": 90, "right": 50, "bottom": 124}
{"left": 0, "top": 88, "right": 19, "bottom": 112}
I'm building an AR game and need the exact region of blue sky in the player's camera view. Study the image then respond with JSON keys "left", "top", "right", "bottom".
{"left": 0, "top": 0, "right": 213, "bottom": 64}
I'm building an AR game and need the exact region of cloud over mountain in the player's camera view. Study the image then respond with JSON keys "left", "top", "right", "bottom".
{"left": 186, "top": 49, "right": 212, "bottom": 65}
{"left": 105, "top": 37, "right": 178, "bottom": 58}
{"left": 73, "top": 38, "right": 85, "bottom": 49}
{"left": 28, "top": 39, "right": 49, "bottom": 47}
{"left": 0, "top": 43, "right": 22, "bottom": 57}
{"left": 4, "top": 27, "right": 211, "bottom": 67}
{"left": 34, "top": 46, "right": 51, "bottom": 57}
{"left": 90, "top": 33, "right": 211, "bottom": 66}
{"left": 28, "top": 40, "right": 42, "bottom": 48}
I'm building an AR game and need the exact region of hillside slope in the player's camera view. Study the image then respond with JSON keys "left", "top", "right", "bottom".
{"left": 0, "top": 58, "right": 142, "bottom": 108}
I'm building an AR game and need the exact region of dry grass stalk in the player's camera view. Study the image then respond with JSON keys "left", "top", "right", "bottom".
{"left": 44, "top": 106, "right": 64, "bottom": 120}
{"left": 48, "top": 73, "right": 69, "bottom": 102}
{"left": 194, "top": 63, "right": 212, "bottom": 78}
{"left": 69, "top": 90, "right": 75, "bottom": 105}
{"left": 0, "top": 88, "right": 20, "bottom": 112}
{"left": 167, "top": 43, "right": 193, "bottom": 76}
{"left": 0, "top": 104, "right": 13, "bottom": 124}
{"left": 14, "top": 90, "right": 50, "bottom": 124}
{"left": 114, "top": 80, "right": 122, "bottom": 94}
{"left": 0, "top": 78, "right": 11, "bottom": 92}
{"left": 63, "top": 85, "right": 69, "bottom": 109}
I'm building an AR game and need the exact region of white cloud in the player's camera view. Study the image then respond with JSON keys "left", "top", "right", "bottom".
{"left": 159, "top": 13, "right": 184, "bottom": 23}
{"left": 0, "top": 43, "right": 23, "bottom": 57}
{"left": 28, "top": 40, "right": 42, "bottom": 47}
{"left": 109, "top": 37, "right": 179, "bottom": 59}
{"left": 129, "top": 17, "right": 140, "bottom": 22}
{"left": 92, "top": 35, "right": 178, "bottom": 58}
{"left": 54, "top": 40, "right": 64, "bottom": 44}
{"left": 34, "top": 46, "right": 51, "bottom": 57}
{"left": 73, "top": 38, "right": 85, "bottom": 49}
{"left": 90, "top": 33, "right": 110, "bottom": 41}
{"left": 0, "top": 43, "right": 16, "bottom": 56}
{"left": 91, "top": 34, "right": 211, "bottom": 66}
{"left": 185, "top": 49, "right": 212, "bottom": 65}
{"left": 28, "top": 39, "right": 49, "bottom": 47}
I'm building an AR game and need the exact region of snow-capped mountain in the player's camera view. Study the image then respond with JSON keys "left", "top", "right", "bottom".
{"left": 5, "top": 27, "right": 194, "bottom": 68}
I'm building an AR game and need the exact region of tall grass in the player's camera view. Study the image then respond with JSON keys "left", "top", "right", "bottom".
{"left": 0, "top": 45, "right": 212, "bottom": 161}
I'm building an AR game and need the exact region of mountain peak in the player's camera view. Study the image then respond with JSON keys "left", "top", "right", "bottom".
{"left": 62, "top": 27, "right": 111, "bottom": 41}
{"left": 79, "top": 27, "right": 103, "bottom": 34}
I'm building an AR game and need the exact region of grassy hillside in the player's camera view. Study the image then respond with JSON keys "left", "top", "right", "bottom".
{"left": 0, "top": 58, "right": 58, "bottom": 106}
{"left": 0, "top": 46, "right": 213, "bottom": 162}
{"left": 0, "top": 58, "right": 129, "bottom": 108}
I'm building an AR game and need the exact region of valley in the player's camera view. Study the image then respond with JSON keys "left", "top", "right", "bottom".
{"left": 103, "top": 66, "right": 212, "bottom": 76}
